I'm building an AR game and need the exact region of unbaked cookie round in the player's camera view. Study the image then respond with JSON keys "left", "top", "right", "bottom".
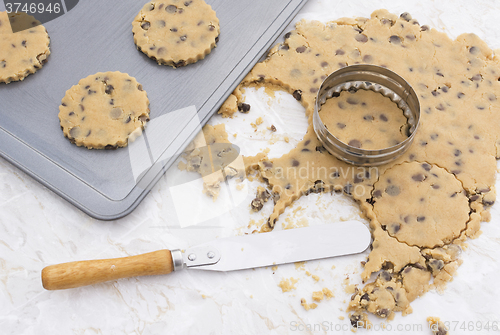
{"left": 59, "top": 72, "right": 150, "bottom": 149}
{"left": 372, "top": 162, "right": 470, "bottom": 248}
{"left": 132, "top": 0, "right": 220, "bottom": 68}
{"left": 0, "top": 11, "right": 50, "bottom": 84}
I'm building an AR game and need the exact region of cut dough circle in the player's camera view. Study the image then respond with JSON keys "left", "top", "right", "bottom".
{"left": 58, "top": 71, "right": 150, "bottom": 149}
{"left": 132, "top": 0, "right": 220, "bottom": 68}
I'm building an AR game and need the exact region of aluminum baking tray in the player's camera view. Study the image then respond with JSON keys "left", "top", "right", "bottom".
{"left": 0, "top": 0, "right": 308, "bottom": 220}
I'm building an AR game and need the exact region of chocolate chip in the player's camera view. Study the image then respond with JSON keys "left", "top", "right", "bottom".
{"left": 412, "top": 173, "right": 425, "bottom": 182}
{"left": 348, "top": 139, "right": 361, "bottom": 148}
{"left": 110, "top": 108, "right": 122, "bottom": 120}
{"left": 321, "top": 61, "right": 328, "bottom": 67}
{"left": 430, "top": 133, "right": 438, "bottom": 140}
{"left": 138, "top": 115, "right": 150, "bottom": 123}
{"left": 335, "top": 49, "right": 345, "bottom": 55}
{"left": 296, "top": 46, "right": 306, "bottom": 53}
{"left": 141, "top": 21, "right": 151, "bottom": 30}
{"left": 68, "top": 112, "right": 74, "bottom": 116}
{"left": 385, "top": 185, "right": 400, "bottom": 196}
{"left": 389, "top": 35, "right": 401, "bottom": 44}
{"left": 363, "top": 115, "right": 374, "bottom": 121}
{"left": 270, "top": 125, "right": 276, "bottom": 132}
{"left": 292, "top": 90, "right": 302, "bottom": 101}
{"left": 337, "top": 122, "right": 346, "bottom": 129}
{"left": 174, "top": 60, "right": 186, "bottom": 67}
{"left": 0, "top": 61, "right": 6, "bottom": 68}
{"left": 379, "top": 114, "right": 389, "bottom": 122}
{"left": 69, "top": 127, "right": 80, "bottom": 138}
{"left": 436, "top": 104, "right": 446, "bottom": 111}
{"left": 157, "top": 20, "right": 166, "bottom": 28}
{"left": 377, "top": 309, "right": 389, "bottom": 318}
{"left": 417, "top": 216, "right": 426, "bottom": 222}
{"left": 263, "top": 161, "right": 273, "bottom": 168}
{"left": 350, "top": 314, "right": 362, "bottom": 328}
{"left": 284, "top": 32, "right": 291, "bottom": 39}
{"left": 470, "top": 195, "right": 480, "bottom": 201}
{"left": 292, "top": 159, "right": 299, "bottom": 167}
{"left": 238, "top": 103, "right": 251, "bottom": 113}
{"left": 343, "top": 184, "right": 353, "bottom": 195}
{"left": 166, "top": 5, "right": 177, "bottom": 13}
{"left": 86, "top": 130, "right": 91, "bottom": 137}
{"left": 79, "top": 104, "right": 85, "bottom": 112}
{"left": 432, "top": 184, "right": 440, "bottom": 189}
{"left": 400, "top": 12, "right": 412, "bottom": 21}
{"left": 170, "top": 27, "right": 178, "bottom": 32}
{"left": 184, "top": 1, "right": 192, "bottom": 6}
{"left": 21, "top": 40, "right": 27, "bottom": 47}
{"left": 441, "top": 86, "right": 449, "bottom": 93}
{"left": 355, "top": 34, "right": 368, "bottom": 43}
{"left": 346, "top": 97, "right": 358, "bottom": 105}
{"left": 457, "top": 92, "right": 465, "bottom": 99}
{"left": 180, "top": 35, "right": 187, "bottom": 41}
{"left": 316, "top": 146, "right": 326, "bottom": 153}
{"left": 105, "top": 145, "right": 117, "bottom": 150}
{"left": 436, "top": 72, "right": 444, "bottom": 77}
{"left": 373, "top": 190, "right": 382, "bottom": 198}
{"left": 124, "top": 116, "right": 131, "bottom": 123}
{"left": 390, "top": 223, "right": 401, "bottom": 234}
{"left": 251, "top": 198, "right": 264, "bottom": 212}
{"left": 105, "top": 85, "right": 114, "bottom": 95}
{"left": 362, "top": 55, "right": 373, "bottom": 62}
{"left": 285, "top": 184, "right": 292, "bottom": 190}
{"left": 471, "top": 74, "right": 482, "bottom": 81}
{"left": 469, "top": 46, "right": 479, "bottom": 54}
{"left": 209, "top": 25, "right": 215, "bottom": 31}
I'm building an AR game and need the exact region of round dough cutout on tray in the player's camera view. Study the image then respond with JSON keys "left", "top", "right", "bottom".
{"left": 132, "top": 0, "right": 220, "bottom": 68}
{"left": 0, "top": 11, "right": 51, "bottom": 84}
{"left": 58, "top": 71, "right": 150, "bottom": 150}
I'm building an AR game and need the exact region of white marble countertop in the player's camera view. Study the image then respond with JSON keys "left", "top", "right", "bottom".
{"left": 1, "top": 1, "right": 500, "bottom": 334}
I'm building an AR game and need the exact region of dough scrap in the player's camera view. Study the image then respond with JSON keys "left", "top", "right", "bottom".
{"left": 132, "top": 0, "right": 219, "bottom": 68}
{"left": 59, "top": 72, "right": 150, "bottom": 149}
{"left": 0, "top": 11, "right": 50, "bottom": 84}
{"left": 185, "top": 10, "right": 500, "bottom": 322}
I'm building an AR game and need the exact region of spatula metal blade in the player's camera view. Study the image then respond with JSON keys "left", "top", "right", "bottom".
{"left": 184, "top": 220, "right": 371, "bottom": 272}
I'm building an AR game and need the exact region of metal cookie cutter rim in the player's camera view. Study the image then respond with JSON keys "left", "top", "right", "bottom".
{"left": 313, "top": 64, "right": 421, "bottom": 166}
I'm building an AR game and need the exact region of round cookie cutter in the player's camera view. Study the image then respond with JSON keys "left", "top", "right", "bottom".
{"left": 313, "top": 64, "right": 420, "bottom": 166}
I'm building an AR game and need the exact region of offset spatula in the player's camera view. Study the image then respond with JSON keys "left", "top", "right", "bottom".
{"left": 42, "top": 221, "right": 371, "bottom": 290}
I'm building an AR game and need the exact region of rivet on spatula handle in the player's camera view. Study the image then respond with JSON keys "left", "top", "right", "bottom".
{"left": 41, "top": 250, "right": 176, "bottom": 290}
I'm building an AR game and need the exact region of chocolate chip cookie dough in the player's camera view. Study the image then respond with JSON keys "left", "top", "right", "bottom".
{"left": 185, "top": 9, "right": 500, "bottom": 323}
{"left": 132, "top": 0, "right": 219, "bottom": 68}
{"left": 59, "top": 72, "right": 150, "bottom": 149}
{"left": 0, "top": 12, "right": 50, "bottom": 84}
{"left": 319, "top": 89, "right": 409, "bottom": 150}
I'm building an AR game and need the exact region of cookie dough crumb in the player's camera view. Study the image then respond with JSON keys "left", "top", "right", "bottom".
{"left": 305, "top": 271, "right": 311, "bottom": 276}
{"left": 219, "top": 94, "right": 238, "bottom": 118}
{"left": 323, "top": 288, "right": 335, "bottom": 299}
{"left": 295, "top": 261, "right": 306, "bottom": 270}
{"left": 256, "top": 117, "right": 263, "bottom": 125}
{"left": 312, "top": 275, "right": 320, "bottom": 282}
{"left": 300, "top": 298, "right": 318, "bottom": 311}
{"left": 312, "top": 291, "right": 324, "bottom": 302}
{"left": 278, "top": 277, "right": 298, "bottom": 292}
{"left": 250, "top": 187, "right": 271, "bottom": 211}
{"left": 427, "top": 317, "right": 449, "bottom": 335}
{"left": 284, "top": 136, "right": 290, "bottom": 143}
{"left": 272, "top": 265, "right": 278, "bottom": 271}
{"left": 338, "top": 316, "right": 345, "bottom": 320}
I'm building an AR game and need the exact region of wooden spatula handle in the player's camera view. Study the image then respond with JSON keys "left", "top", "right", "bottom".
{"left": 42, "top": 250, "right": 174, "bottom": 290}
